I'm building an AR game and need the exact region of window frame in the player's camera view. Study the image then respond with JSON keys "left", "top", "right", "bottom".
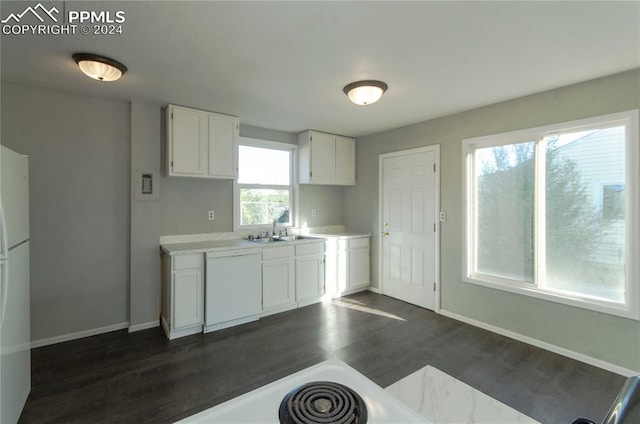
{"left": 233, "top": 137, "right": 298, "bottom": 231}
{"left": 462, "top": 110, "right": 640, "bottom": 320}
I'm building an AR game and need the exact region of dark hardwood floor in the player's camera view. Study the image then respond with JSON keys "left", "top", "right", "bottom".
{"left": 19, "top": 292, "right": 624, "bottom": 423}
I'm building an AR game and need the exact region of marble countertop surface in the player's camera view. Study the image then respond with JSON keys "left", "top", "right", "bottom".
{"left": 386, "top": 365, "right": 540, "bottom": 424}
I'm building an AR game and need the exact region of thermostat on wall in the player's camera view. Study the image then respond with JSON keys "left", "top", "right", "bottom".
{"left": 134, "top": 169, "right": 159, "bottom": 201}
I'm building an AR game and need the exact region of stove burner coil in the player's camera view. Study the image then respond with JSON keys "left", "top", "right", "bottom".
{"left": 279, "top": 381, "right": 368, "bottom": 424}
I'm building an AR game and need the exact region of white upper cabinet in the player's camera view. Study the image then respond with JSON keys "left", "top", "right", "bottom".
{"left": 335, "top": 135, "right": 356, "bottom": 185}
{"left": 298, "top": 130, "right": 355, "bottom": 185}
{"left": 208, "top": 113, "right": 238, "bottom": 179}
{"left": 166, "top": 104, "right": 239, "bottom": 179}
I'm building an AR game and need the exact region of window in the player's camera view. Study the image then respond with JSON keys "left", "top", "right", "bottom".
{"left": 463, "top": 110, "right": 639, "bottom": 319}
{"left": 234, "top": 138, "right": 296, "bottom": 229}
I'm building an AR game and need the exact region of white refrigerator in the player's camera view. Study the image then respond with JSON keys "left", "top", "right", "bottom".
{"left": 0, "top": 145, "right": 31, "bottom": 423}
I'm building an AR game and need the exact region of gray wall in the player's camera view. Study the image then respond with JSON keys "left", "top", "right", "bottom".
{"left": 130, "top": 101, "right": 162, "bottom": 329}
{"left": 1, "top": 82, "right": 130, "bottom": 342}
{"left": 345, "top": 69, "right": 640, "bottom": 371}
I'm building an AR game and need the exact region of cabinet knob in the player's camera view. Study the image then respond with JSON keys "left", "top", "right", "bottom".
{"left": 382, "top": 231, "right": 389, "bottom": 238}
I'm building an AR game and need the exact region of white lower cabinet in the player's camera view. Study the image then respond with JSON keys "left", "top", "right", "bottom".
{"left": 261, "top": 245, "right": 296, "bottom": 316}
{"left": 161, "top": 253, "right": 204, "bottom": 340}
{"left": 295, "top": 242, "right": 325, "bottom": 307}
{"left": 161, "top": 237, "right": 365, "bottom": 340}
{"left": 325, "top": 236, "right": 370, "bottom": 296}
{"left": 348, "top": 238, "right": 370, "bottom": 290}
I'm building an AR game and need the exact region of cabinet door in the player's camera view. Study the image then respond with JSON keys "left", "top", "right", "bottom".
{"left": 169, "top": 106, "right": 208, "bottom": 176}
{"left": 348, "top": 248, "right": 370, "bottom": 289}
{"left": 309, "top": 131, "right": 336, "bottom": 184}
{"left": 335, "top": 136, "right": 356, "bottom": 185}
{"left": 173, "top": 268, "right": 204, "bottom": 329}
{"left": 208, "top": 113, "right": 238, "bottom": 179}
{"left": 296, "top": 256, "right": 324, "bottom": 301}
{"left": 262, "top": 259, "right": 294, "bottom": 310}
{"left": 337, "top": 250, "right": 348, "bottom": 293}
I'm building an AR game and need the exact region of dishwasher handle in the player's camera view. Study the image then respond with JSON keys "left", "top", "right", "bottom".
{"left": 206, "top": 248, "right": 261, "bottom": 259}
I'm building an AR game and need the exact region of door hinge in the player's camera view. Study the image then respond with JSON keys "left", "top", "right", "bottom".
{"left": 433, "top": 282, "right": 436, "bottom": 292}
{"left": 171, "top": 161, "right": 173, "bottom": 168}
{"left": 310, "top": 172, "right": 312, "bottom": 178}
{"left": 171, "top": 112, "right": 173, "bottom": 119}
{"left": 433, "top": 163, "right": 436, "bottom": 172}
{"left": 433, "top": 223, "right": 436, "bottom": 232}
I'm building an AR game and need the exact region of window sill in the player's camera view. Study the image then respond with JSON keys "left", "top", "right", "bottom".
{"left": 463, "top": 275, "right": 639, "bottom": 321}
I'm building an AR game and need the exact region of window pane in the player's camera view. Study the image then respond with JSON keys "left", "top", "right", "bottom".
{"left": 240, "top": 188, "right": 290, "bottom": 226}
{"left": 544, "top": 127, "right": 626, "bottom": 302}
{"left": 475, "top": 142, "right": 535, "bottom": 282}
{"left": 602, "top": 184, "right": 624, "bottom": 221}
{"left": 238, "top": 146, "right": 290, "bottom": 185}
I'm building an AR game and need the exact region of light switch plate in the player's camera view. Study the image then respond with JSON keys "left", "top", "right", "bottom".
{"left": 134, "top": 169, "right": 159, "bottom": 201}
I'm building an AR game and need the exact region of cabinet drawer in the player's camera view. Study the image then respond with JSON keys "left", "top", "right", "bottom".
{"left": 348, "top": 237, "right": 370, "bottom": 250}
{"left": 296, "top": 242, "right": 324, "bottom": 257}
{"left": 262, "top": 245, "right": 294, "bottom": 261}
{"left": 173, "top": 253, "right": 203, "bottom": 270}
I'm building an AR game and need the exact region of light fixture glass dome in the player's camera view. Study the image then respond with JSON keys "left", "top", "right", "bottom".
{"left": 343, "top": 80, "right": 388, "bottom": 105}
{"left": 72, "top": 53, "right": 127, "bottom": 82}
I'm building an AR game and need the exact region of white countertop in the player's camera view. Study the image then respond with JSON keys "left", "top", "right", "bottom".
{"left": 160, "top": 239, "right": 257, "bottom": 255}
{"left": 160, "top": 236, "right": 328, "bottom": 255}
{"left": 160, "top": 225, "right": 370, "bottom": 255}
{"left": 309, "top": 232, "right": 371, "bottom": 240}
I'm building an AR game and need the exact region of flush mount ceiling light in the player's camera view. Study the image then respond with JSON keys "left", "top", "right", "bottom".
{"left": 343, "top": 80, "right": 388, "bottom": 105}
{"left": 72, "top": 53, "right": 127, "bottom": 82}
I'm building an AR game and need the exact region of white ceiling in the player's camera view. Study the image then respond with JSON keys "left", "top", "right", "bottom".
{"left": 2, "top": 1, "right": 639, "bottom": 138}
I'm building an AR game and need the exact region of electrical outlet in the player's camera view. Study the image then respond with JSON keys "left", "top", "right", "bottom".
{"left": 311, "top": 209, "right": 317, "bottom": 217}
{"left": 439, "top": 211, "right": 446, "bottom": 222}
{"left": 208, "top": 211, "right": 215, "bottom": 221}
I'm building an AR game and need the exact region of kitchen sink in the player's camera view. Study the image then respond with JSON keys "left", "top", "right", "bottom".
{"left": 250, "top": 237, "right": 284, "bottom": 244}
{"left": 275, "top": 235, "right": 316, "bottom": 241}
{"left": 249, "top": 235, "right": 318, "bottom": 243}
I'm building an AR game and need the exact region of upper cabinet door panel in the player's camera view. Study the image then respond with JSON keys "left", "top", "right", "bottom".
{"left": 170, "top": 106, "right": 208, "bottom": 176}
{"left": 309, "top": 131, "right": 336, "bottom": 184}
{"left": 208, "top": 113, "right": 238, "bottom": 179}
{"left": 335, "top": 136, "right": 355, "bottom": 185}
{"left": 298, "top": 130, "right": 355, "bottom": 186}
{"left": 166, "top": 104, "right": 238, "bottom": 179}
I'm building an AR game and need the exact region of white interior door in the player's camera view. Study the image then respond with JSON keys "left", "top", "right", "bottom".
{"left": 380, "top": 146, "right": 439, "bottom": 310}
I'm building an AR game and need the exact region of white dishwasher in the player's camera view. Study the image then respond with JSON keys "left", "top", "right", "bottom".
{"left": 205, "top": 248, "right": 262, "bottom": 333}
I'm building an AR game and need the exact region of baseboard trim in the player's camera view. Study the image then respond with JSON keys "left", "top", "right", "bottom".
{"left": 438, "top": 309, "right": 638, "bottom": 377}
{"left": 367, "top": 286, "right": 381, "bottom": 294}
{"left": 31, "top": 321, "right": 129, "bottom": 349}
{"left": 128, "top": 320, "right": 160, "bottom": 333}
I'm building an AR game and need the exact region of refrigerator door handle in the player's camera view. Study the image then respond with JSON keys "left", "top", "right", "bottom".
{"left": 0, "top": 199, "right": 8, "bottom": 260}
{"left": 0, "top": 260, "right": 8, "bottom": 328}
{"left": 0, "top": 199, "right": 8, "bottom": 328}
